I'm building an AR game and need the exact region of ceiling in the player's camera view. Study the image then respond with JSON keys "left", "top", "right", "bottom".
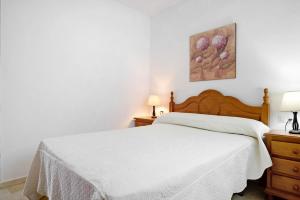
{"left": 116, "top": 0, "right": 184, "bottom": 16}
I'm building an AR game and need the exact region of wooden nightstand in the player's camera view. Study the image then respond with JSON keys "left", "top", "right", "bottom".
{"left": 134, "top": 117, "right": 154, "bottom": 127}
{"left": 265, "top": 131, "right": 300, "bottom": 200}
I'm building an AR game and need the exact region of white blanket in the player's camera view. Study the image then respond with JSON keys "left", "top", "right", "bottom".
{"left": 24, "top": 114, "right": 272, "bottom": 200}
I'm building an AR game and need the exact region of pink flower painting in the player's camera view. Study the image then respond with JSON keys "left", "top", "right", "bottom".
{"left": 190, "top": 23, "right": 236, "bottom": 81}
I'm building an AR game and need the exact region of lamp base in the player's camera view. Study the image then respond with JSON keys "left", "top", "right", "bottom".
{"left": 290, "top": 112, "right": 300, "bottom": 134}
{"left": 289, "top": 130, "right": 300, "bottom": 134}
{"left": 152, "top": 106, "right": 157, "bottom": 118}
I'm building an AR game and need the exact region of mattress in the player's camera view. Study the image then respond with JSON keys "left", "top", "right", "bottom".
{"left": 24, "top": 118, "right": 271, "bottom": 200}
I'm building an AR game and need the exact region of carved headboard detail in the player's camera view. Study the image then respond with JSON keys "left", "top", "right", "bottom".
{"left": 169, "top": 89, "right": 270, "bottom": 125}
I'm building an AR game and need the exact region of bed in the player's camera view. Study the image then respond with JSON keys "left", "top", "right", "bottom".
{"left": 24, "top": 89, "right": 272, "bottom": 200}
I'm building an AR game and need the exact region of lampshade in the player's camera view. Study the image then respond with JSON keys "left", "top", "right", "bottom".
{"left": 147, "top": 95, "right": 160, "bottom": 106}
{"left": 281, "top": 91, "right": 300, "bottom": 112}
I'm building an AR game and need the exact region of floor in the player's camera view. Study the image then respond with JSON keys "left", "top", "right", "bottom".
{"left": 0, "top": 181, "right": 267, "bottom": 200}
{"left": 0, "top": 182, "right": 27, "bottom": 200}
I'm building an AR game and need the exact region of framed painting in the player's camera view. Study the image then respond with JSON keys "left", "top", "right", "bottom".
{"left": 190, "top": 23, "right": 236, "bottom": 81}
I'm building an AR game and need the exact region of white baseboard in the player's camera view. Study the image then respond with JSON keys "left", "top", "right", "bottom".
{"left": 0, "top": 176, "right": 26, "bottom": 189}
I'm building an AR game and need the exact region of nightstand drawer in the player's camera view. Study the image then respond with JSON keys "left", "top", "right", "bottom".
{"left": 272, "top": 175, "right": 300, "bottom": 195}
{"left": 272, "top": 141, "right": 300, "bottom": 159}
{"left": 272, "top": 157, "right": 300, "bottom": 178}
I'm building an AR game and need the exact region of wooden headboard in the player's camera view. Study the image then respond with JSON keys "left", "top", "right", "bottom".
{"left": 169, "top": 89, "right": 270, "bottom": 125}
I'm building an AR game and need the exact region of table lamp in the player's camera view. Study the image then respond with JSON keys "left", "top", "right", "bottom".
{"left": 281, "top": 91, "right": 300, "bottom": 134}
{"left": 148, "top": 95, "right": 161, "bottom": 118}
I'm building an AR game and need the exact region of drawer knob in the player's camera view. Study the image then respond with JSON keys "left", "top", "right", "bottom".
{"left": 293, "top": 184, "right": 300, "bottom": 191}
{"left": 293, "top": 167, "right": 300, "bottom": 173}
{"left": 293, "top": 150, "right": 299, "bottom": 155}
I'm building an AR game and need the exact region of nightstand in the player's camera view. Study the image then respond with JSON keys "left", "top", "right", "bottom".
{"left": 134, "top": 117, "right": 154, "bottom": 127}
{"left": 265, "top": 131, "right": 300, "bottom": 200}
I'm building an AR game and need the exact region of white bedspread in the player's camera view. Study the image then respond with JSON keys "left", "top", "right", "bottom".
{"left": 24, "top": 115, "right": 271, "bottom": 200}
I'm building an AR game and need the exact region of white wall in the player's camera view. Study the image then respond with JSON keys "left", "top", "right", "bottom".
{"left": 150, "top": 0, "right": 300, "bottom": 129}
{"left": 1, "top": 0, "right": 150, "bottom": 181}
{"left": 0, "top": 0, "right": 3, "bottom": 181}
